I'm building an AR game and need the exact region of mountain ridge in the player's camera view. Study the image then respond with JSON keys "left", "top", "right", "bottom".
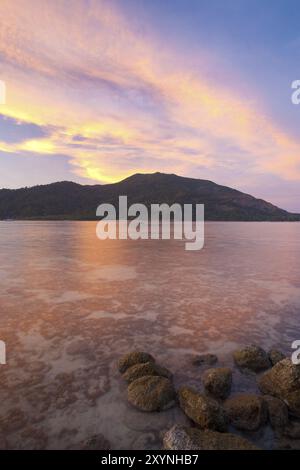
{"left": 0, "top": 172, "right": 299, "bottom": 221}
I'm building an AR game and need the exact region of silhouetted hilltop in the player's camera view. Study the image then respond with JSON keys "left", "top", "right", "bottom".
{"left": 0, "top": 172, "right": 299, "bottom": 221}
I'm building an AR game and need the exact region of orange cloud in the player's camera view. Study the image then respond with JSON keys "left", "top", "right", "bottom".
{"left": 0, "top": 0, "right": 299, "bottom": 184}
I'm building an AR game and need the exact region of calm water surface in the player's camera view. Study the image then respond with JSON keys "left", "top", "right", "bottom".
{"left": 0, "top": 221, "right": 300, "bottom": 449}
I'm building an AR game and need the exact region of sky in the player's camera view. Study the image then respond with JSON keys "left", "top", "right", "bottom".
{"left": 0, "top": 0, "right": 300, "bottom": 211}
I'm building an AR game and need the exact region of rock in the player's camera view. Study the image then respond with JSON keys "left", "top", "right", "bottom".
{"left": 224, "top": 394, "right": 267, "bottom": 431}
{"left": 203, "top": 367, "right": 232, "bottom": 400}
{"left": 163, "top": 425, "right": 200, "bottom": 450}
{"left": 258, "top": 358, "right": 300, "bottom": 417}
{"left": 283, "top": 421, "right": 300, "bottom": 439}
{"left": 233, "top": 345, "right": 271, "bottom": 372}
{"left": 118, "top": 351, "right": 155, "bottom": 374}
{"left": 191, "top": 354, "right": 218, "bottom": 367}
{"left": 276, "top": 420, "right": 300, "bottom": 448}
{"left": 81, "top": 434, "right": 111, "bottom": 450}
{"left": 268, "top": 349, "right": 286, "bottom": 366}
{"left": 163, "top": 425, "right": 258, "bottom": 450}
{"left": 275, "top": 436, "right": 300, "bottom": 450}
{"left": 178, "top": 386, "right": 226, "bottom": 431}
{"left": 263, "top": 395, "right": 288, "bottom": 430}
{"left": 123, "top": 362, "right": 172, "bottom": 384}
{"left": 127, "top": 376, "right": 176, "bottom": 412}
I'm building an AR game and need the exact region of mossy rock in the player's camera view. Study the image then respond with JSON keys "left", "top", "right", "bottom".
{"left": 258, "top": 359, "right": 300, "bottom": 417}
{"left": 224, "top": 394, "right": 267, "bottom": 431}
{"left": 263, "top": 395, "right": 288, "bottom": 430}
{"left": 203, "top": 367, "right": 232, "bottom": 400}
{"left": 178, "top": 386, "right": 226, "bottom": 431}
{"left": 163, "top": 425, "right": 259, "bottom": 450}
{"left": 268, "top": 349, "right": 286, "bottom": 366}
{"left": 123, "top": 362, "right": 172, "bottom": 384}
{"left": 127, "top": 376, "right": 176, "bottom": 412}
{"left": 118, "top": 351, "right": 155, "bottom": 374}
{"left": 233, "top": 345, "right": 270, "bottom": 372}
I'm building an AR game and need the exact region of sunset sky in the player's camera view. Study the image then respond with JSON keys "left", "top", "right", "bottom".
{"left": 0, "top": 0, "right": 300, "bottom": 211}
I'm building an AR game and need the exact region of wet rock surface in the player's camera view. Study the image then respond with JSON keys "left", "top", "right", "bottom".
{"left": 118, "top": 351, "right": 155, "bottom": 374}
{"left": 122, "top": 362, "right": 172, "bottom": 384}
{"left": 283, "top": 421, "right": 300, "bottom": 439}
{"left": 127, "top": 376, "right": 176, "bottom": 412}
{"left": 203, "top": 367, "right": 232, "bottom": 400}
{"left": 233, "top": 345, "right": 271, "bottom": 372}
{"left": 224, "top": 394, "right": 267, "bottom": 431}
{"left": 268, "top": 349, "right": 286, "bottom": 366}
{"left": 263, "top": 395, "right": 288, "bottom": 430}
{"left": 163, "top": 425, "right": 258, "bottom": 450}
{"left": 258, "top": 359, "right": 300, "bottom": 417}
{"left": 178, "top": 386, "right": 226, "bottom": 431}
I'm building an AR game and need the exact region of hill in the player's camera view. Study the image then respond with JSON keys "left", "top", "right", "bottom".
{"left": 0, "top": 172, "right": 299, "bottom": 221}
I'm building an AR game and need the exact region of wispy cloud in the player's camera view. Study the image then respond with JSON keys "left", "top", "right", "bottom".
{"left": 0, "top": 0, "right": 299, "bottom": 187}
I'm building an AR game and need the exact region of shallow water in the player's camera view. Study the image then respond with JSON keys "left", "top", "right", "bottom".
{"left": 0, "top": 221, "right": 300, "bottom": 449}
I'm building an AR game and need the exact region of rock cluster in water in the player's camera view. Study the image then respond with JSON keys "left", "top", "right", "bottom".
{"left": 117, "top": 351, "right": 176, "bottom": 412}
{"left": 118, "top": 346, "right": 300, "bottom": 450}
